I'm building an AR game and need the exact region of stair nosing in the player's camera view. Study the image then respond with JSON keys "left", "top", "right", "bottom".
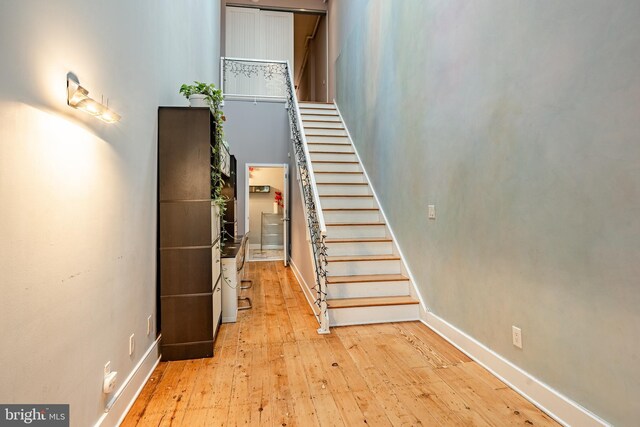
{"left": 319, "top": 195, "right": 373, "bottom": 198}
{"left": 307, "top": 143, "right": 351, "bottom": 146}
{"left": 327, "top": 274, "right": 409, "bottom": 284}
{"left": 325, "top": 237, "right": 392, "bottom": 243}
{"left": 315, "top": 171, "right": 364, "bottom": 174}
{"left": 309, "top": 151, "right": 356, "bottom": 155}
{"left": 323, "top": 208, "right": 379, "bottom": 211}
{"left": 317, "top": 182, "right": 368, "bottom": 186}
{"left": 326, "top": 222, "right": 386, "bottom": 226}
{"left": 327, "top": 255, "right": 401, "bottom": 262}
{"left": 326, "top": 295, "right": 418, "bottom": 309}
{"left": 312, "top": 160, "right": 359, "bottom": 164}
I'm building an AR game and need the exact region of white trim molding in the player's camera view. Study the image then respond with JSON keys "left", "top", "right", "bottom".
{"left": 289, "top": 258, "right": 320, "bottom": 317}
{"left": 422, "top": 313, "right": 609, "bottom": 427}
{"left": 95, "top": 336, "right": 161, "bottom": 427}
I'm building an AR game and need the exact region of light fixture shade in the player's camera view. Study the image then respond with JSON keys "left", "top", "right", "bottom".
{"left": 67, "top": 76, "right": 121, "bottom": 123}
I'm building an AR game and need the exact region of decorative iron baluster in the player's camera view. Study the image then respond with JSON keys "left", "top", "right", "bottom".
{"left": 222, "top": 58, "right": 330, "bottom": 334}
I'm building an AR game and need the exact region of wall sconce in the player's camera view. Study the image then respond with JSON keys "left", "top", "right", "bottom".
{"left": 67, "top": 76, "right": 121, "bottom": 123}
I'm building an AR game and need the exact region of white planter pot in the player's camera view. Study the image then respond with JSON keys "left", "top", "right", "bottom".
{"left": 189, "top": 94, "right": 208, "bottom": 107}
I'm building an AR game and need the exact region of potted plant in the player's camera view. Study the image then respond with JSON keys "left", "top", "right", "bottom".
{"left": 179, "top": 81, "right": 223, "bottom": 108}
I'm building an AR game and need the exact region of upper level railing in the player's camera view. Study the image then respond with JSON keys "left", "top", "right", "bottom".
{"left": 221, "top": 57, "right": 329, "bottom": 333}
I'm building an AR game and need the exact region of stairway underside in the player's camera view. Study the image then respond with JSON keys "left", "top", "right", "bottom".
{"left": 300, "top": 101, "right": 420, "bottom": 327}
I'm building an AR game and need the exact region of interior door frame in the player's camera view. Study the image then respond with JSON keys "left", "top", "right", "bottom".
{"left": 245, "top": 163, "right": 289, "bottom": 265}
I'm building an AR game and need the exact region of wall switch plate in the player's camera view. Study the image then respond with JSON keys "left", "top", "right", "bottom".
{"left": 147, "top": 316, "right": 153, "bottom": 336}
{"left": 428, "top": 205, "right": 436, "bottom": 220}
{"left": 512, "top": 326, "right": 522, "bottom": 349}
{"left": 129, "top": 334, "right": 135, "bottom": 356}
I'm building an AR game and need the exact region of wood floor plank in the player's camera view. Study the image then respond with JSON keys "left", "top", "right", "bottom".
{"left": 122, "top": 261, "right": 558, "bottom": 427}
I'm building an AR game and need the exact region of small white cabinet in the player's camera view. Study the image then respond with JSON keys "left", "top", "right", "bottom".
{"left": 221, "top": 236, "right": 248, "bottom": 323}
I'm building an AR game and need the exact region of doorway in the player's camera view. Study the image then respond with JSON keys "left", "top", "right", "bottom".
{"left": 245, "top": 164, "right": 289, "bottom": 264}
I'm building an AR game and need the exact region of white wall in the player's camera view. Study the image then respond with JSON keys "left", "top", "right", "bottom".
{"left": 248, "top": 167, "right": 285, "bottom": 246}
{"left": 331, "top": 1, "right": 640, "bottom": 425}
{"left": 0, "top": 1, "right": 220, "bottom": 426}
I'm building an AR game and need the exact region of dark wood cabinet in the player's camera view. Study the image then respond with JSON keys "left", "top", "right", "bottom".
{"left": 158, "top": 107, "right": 222, "bottom": 361}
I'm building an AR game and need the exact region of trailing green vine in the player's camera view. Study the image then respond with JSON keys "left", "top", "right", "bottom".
{"left": 180, "top": 81, "right": 228, "bottom": 227}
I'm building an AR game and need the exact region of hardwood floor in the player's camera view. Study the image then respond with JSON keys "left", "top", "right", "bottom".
{"left": 122, "top": 262, "right": 558, "bottom": 426}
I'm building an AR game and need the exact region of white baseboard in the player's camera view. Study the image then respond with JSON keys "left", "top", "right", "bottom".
{"left": 289, "top": 258, "right": 320, "bottom": 317}
{"left": 421, "top": 313, "right": 609, "bottom": 427}
{"left": 95, "top": 336, "right": 161, "bottom": 427}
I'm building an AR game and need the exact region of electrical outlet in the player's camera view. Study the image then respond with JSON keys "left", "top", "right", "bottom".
{"left": 428, "top": 205, "right": 436, "bottom": 220}
{"left": 129, "top": 334, "right": 135, "bottom": 356}
{"left": 147, "top": 315, "right": 153, "bottom": 336}
{"left": 512, "top": 326, "right": 522, "bottom": 349}
{"left": 103, "top": 371, "right": 118, "bottom": 394}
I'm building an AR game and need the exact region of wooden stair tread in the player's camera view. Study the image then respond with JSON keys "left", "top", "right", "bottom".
{"left": 320, "top": 194, "right": 373, "bottom": 198}
{"left": 317, "top": 182, "right": 368, "bottom": 185}
{"left": 323, "top": 208, "right": 379, "bottom": 211}
{"left": 325, "top": 237, "right": 391, "bottom": 243}
{"left": 327, "top": 254, "right": 400, "bottom": 262}
{"left": 309, "top": 151, "right": 355, "bottom": 155}
{"left": 312, "top": 160, "right": 359, "bottom": 164}
{"left": 315, "top": 171, "right": 363, "bottom": 174}
{"left": 327, "top": 295, "right": 418, "bottom": 309}
{"left": 302, "top": 119, "right": 341, "bottom": 122}
{"left": 327, "top": 274, "right": 409, "bottom": 284}
{"left": 304, "top": 126, "right": 346, "bottom": 130}
{"left": 301, "top": 112, "right": 339, "bottom": 116}
{"left": 326, "top": 224, "right": 384, "bottom": 228}
{"left": 307, "top": 141, "right": 351, "bottom": 145}
{"left": 300, "top": 102, "right": 335, "bottom": 105}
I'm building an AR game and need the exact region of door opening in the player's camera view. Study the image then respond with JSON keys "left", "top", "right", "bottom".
{"left": 245, "top": 164, "right": 289, "bottom": 265}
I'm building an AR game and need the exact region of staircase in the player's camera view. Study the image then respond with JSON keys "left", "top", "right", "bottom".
{"left": 299, "top": 101, "right": 421, "bottom": 327}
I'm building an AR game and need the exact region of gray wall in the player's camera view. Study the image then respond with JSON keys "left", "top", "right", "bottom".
{"left": 222, "top": 100, "right": 291, "bottom": 237}
{"left": 331, "top": 1, "right": 640, "bottom": 425}
{"left": 223, "top": 99, "right": 316, "bottom": 293}
{"left": 0, "top": 1, "right": 220, "bottom": 426}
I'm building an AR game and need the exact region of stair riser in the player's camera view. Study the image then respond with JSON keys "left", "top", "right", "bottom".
{"left": 306, "top": 136, "right": 351, "bottom": 144}
{"left": 317, "top": 185, "right": 371, "bottom": 196}
{"left": 329, "top": 304, "right": 420, "bottom": 327}
{"left": 300, "top": 108, "right": 337, "bottom": 115}
{"left": 307, "top": 143, "right": 353, "bottom": 153}
{"left": 310, "top": 152, "right": 358, "bottom": 162}
{"left": 320, "top": 197, "right": 376, "bottom": 209}
{"left": 301, "top": 114, "right": 342, "bottom": 122}
{"left": 305, "top": 129, "right": 347, "bottom": 137}
{"left": 299, "top": 102, "right": 335, "bottom": 109}
{"left": 323, "top": 211, "right": 381, "bottom": 223}
{"left": 315, "top": 173, "right": 366, "bottom": 183}
{"left": 327, "top": 281, "right": 410, "bottom": 299}
{"left": 325, "top": 241, "right": 393, "bottom": 256}
{"left": 328, "top": 259, "right": 401, "bottom": 276}
{"left": 303, "top": 121, "right": 344, "bottom": 129}
{"left": 312, "top": 162, "right": 362, "bottom": 173}
{"left": 326, "top": 225, "right": 387, "bottom": 239}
